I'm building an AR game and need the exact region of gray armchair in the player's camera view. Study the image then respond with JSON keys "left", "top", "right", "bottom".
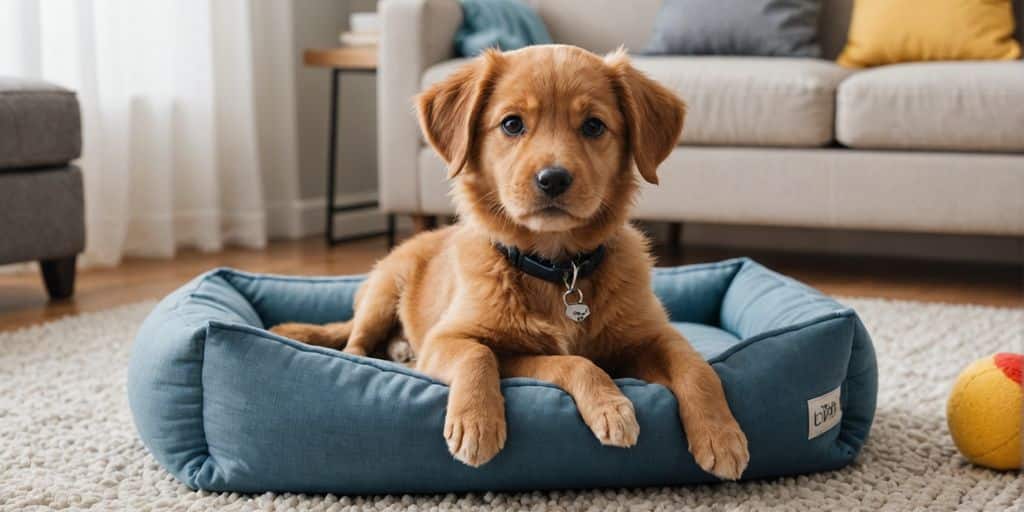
{"left": 0, "top": 77, "right": 85, "bottom": 299}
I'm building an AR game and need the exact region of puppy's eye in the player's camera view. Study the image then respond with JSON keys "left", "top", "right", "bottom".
{"left": 501, "top": 115, "right": 525, "bottom": 137}
{"left": 581, "top": 117, "right": 605, "bottom": 138}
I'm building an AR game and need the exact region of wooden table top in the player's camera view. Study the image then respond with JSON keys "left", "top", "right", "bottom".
{"left": 303, "top": 47, "right": 378, "bottom": 70}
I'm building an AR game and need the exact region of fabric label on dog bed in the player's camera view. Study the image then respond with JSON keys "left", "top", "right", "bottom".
{"left": 807, "top": 386, "right": 842, "bottom": 439}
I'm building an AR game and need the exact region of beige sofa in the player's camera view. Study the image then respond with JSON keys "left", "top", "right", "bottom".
{"left": 378, "top": 0, "right": 1024, "bottom": 239}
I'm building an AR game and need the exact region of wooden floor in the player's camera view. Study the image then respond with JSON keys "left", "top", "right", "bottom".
{"left": 0, "top": 234, "right": 1021, "bottom": 333}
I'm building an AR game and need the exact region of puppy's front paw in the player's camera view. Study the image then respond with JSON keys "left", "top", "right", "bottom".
{"left": 687, "top": 418, "right": 749, "bottom": 480}
{"left": 444, "top": 409, "right": 507, "bottom": 467}
{"left": 581, "top": 396, "right": 639, "bottom": 448}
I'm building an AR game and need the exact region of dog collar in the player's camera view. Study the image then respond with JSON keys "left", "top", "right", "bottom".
{"left": 494, "top": 242, "right": 605, "bottom": 285}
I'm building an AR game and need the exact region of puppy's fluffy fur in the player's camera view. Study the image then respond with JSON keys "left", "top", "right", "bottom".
{"left": 273, "top": 45, "right": 749, "bottom": 479}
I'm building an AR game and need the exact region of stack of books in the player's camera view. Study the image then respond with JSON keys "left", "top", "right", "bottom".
{"left": 340, "top": 12, "right": 379, "bottom": 47}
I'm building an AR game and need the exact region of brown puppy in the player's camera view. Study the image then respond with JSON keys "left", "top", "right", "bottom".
{"left": 272, "top": 45, "right": 749, "bottom": 479}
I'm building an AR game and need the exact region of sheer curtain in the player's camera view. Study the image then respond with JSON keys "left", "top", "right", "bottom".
{"left": 0, "top": 0, "right": 302, "bottom": 266}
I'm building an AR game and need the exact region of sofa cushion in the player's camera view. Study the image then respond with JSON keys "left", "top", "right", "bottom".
{"left": 418, "top": 145, "right": 1024, "bottom": 236}
{"left": 836, "top": 62, "right": 1024, "bottom": 152}
{"left": 644, "top": 0, "right": 822, "bottom": 58}
{"left": 422, "top": 57, "right": 852, "bottom": 148}
{"left": 836, "top": 0, "right": 1020, "bottom": 68}
{"left": 0, "top": 77, "right": 82, "bottom": 169}
{"left": 521, "top": 0, "right": 662, "bottom": 55}
{"left": 0, "top": 166, "right": 85, "bottom": 265}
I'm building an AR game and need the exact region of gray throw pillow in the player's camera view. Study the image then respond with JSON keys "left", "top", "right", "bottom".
{"left": 644, "top": 0, "right": 822, "bottom": 57}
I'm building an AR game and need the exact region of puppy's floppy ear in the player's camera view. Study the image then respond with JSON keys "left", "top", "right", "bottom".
{"left": 604, "top": 48, "right": 686, "bottom": 185}
{"left": 416, "top": 49, "right": 504, "bottom": 178}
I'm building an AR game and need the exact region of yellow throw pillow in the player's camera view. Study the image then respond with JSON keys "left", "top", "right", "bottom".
{"left": 838, "top": 0, "right": 1022, "bottom": 68}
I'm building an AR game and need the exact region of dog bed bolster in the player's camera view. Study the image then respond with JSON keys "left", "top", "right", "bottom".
{"left": 127, "top": 258, "right": 877, "bottom": 494}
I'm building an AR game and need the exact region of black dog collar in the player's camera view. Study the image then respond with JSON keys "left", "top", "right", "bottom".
{"left": 494, "top": 242, "right": 605, "bottom": 285}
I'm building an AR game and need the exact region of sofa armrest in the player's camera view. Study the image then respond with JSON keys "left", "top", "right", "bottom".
{"left": 378, "top": 0, "right": 463, "bottom": 213}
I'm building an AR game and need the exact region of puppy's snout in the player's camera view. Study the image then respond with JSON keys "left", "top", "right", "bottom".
{"left": 534, "top": 167, "right": 573, "bottom": 197}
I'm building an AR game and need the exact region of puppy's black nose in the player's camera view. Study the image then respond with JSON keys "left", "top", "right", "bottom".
{"left": 535, "top": 167, "right": 573, "bottom": 197}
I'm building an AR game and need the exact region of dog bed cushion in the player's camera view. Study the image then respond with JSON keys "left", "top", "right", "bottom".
{"left": 127, "top": 258, "right": 877, "bottom": 494}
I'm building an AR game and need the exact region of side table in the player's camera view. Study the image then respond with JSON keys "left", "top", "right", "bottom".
{"left": 303, "top": 47, "right": 395, "bottom": 247}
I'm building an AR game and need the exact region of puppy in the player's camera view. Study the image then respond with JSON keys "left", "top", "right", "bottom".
{"left": 272, "top": 45, "right": 749, "bottom": 479}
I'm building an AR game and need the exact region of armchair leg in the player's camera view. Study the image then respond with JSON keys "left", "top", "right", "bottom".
{"left": 40, "top": 255, "right": 77, "bottom": 300}
{"left": 667, "top": 222, "right": 683, "bottom": 249}
{"left": 387, "top": 214, "right": 396, "bottom": 248}
{"left": 667, "top": 222, "right": 684, "bottom": 259}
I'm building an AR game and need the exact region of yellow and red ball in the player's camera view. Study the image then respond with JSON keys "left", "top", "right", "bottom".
{"left": 946, "top": 353, "right": 1022, "bottom": 470}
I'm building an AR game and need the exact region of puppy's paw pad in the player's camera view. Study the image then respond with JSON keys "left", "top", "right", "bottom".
{"left": 688, "top": 422, "right": 749, "bottom": 481}
{"left": 584, "top": 398, "right": 639, "bottom": 448}
{"left": 444, "top": 413, "right": 507, "bottom": 467}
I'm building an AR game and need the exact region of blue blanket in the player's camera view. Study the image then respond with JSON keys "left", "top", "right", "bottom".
{"left": 455, "top": 0, "right": 553, "bottom": 57}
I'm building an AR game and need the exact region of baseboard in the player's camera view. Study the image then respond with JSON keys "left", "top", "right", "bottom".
{"left": 268, "top": 191, "right": 411, "bottom": 241}
{"left": 0, "top": 261, "right": 36, "bottom": 275}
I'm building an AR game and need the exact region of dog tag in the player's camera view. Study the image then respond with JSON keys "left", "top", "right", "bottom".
{"left": 562, "top": 262, "right": 590, "bottom": 322}
{"left": 565, "top": 303, "right": 591, "bottom": 322}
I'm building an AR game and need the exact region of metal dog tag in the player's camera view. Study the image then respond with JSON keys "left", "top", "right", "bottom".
{"left": 562, "top": 261, "right": 591, "bottom": 322}
{"left": 565, "top": 303, "right": 591, "bottom": 322}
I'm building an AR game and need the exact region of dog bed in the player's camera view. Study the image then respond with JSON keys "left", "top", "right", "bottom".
{"left": 127, "top": 258, "right": 877, "bottom": 494}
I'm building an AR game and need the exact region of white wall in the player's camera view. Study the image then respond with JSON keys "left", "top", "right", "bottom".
{"left": 290, "top": 0, "right": 384, "bottom": 237}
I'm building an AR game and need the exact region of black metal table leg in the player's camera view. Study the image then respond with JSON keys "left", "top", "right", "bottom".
{"left": 326, "top": 68, "right": 340, "bottom": 245}
{"left": 387, "top": 214, "right": 396, "bottom": 248}
{"left": 323, "top": 67, "right": 395, "bottom": 247}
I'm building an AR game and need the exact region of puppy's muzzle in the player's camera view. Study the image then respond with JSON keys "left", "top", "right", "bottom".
{"left": 534, "top": 166, "right": 573, "bottom": 197}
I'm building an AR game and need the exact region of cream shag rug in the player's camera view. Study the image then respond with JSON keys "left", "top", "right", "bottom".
{"left": 1, "top": 298, "right": 1022, "bottom": 511}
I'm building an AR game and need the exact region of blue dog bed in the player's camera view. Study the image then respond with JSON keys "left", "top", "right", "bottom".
{"left": 127, "top": 258, "right": 877, "bottom": 494}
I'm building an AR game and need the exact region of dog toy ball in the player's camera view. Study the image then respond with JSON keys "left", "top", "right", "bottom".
{"left": 946, "top": 353, "right": 1022, "bottom": 470}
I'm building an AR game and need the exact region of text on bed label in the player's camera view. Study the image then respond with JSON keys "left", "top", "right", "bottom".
{"left": 807, "top": 386, "right": 842, "bottom": 440}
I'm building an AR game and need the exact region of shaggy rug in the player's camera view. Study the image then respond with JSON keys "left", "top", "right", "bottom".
{"left": 1, "top": 298, "right": 1021, "bottom": 511}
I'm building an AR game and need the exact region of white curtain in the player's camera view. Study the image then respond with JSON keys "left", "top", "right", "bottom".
{"left": 0, "top": 0, "right": 303, "bottom": 267}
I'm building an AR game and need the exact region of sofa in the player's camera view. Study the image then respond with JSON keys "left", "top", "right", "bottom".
{"left": 377, "top": 0, "right": 1024, "bottom": 242}
{"left": 0, "top": 77, "right": 85, "bottom": 299}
